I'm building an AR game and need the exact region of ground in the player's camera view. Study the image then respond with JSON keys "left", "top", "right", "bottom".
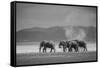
{"left": 16, "top": 51, "right": 97, "bottom": 65}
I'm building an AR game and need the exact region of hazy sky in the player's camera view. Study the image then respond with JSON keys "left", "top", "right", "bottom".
{"left": 16, "top": 3, "right": 97, "bottom": 31}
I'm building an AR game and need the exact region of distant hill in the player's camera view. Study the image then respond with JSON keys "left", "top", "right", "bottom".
{"left": 16, "top": 26, "right": 96, "bottom": 43}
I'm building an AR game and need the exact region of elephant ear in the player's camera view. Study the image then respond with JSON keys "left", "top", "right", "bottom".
{"left": 68, "top": 41, "right": 72, "bottom": 45}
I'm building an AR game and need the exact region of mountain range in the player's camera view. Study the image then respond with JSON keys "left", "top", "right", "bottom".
{"left": 16, "top": 26, "right": 96, "bottom": 43}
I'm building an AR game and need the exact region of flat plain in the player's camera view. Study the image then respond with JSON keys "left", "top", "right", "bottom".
{"left": 16, "top": 51, "right": 97, "bottom": 65}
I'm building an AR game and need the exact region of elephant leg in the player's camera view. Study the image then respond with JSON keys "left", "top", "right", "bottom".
{"left": 69, "top": 48, "right": 72, "bottom": 52}
{"left": 66, "top": 48, "right": 68, "bottom": 52}
{"left": 68, "top": 48, "right": 71, "bottom": 52}
{"left": 83, "top": 47, "right": 85, "bottom": 52}
{"left": 50, "top": 48, "right": 52, "bottom": 53}
{"left": 67, "top": 48, "right": 69, "bottom": 52}
{"left": 68, "top": 48, "right": 70, "bottom": 52}
{"left": 68, "top": 45, "right": 72, "bottom": 52}
{"left": 76, "top": 47, "right": 78, "bottom": 52}
{"left": 85, "top": 47, "right": 87, "bottom": 51}
{"left": 65, "top": 47, "right": 67, "bottom": 52}
{"left": 83, "top": 48, "right": 85, "bottom": 51}
{"left": 80, "top": 47, "right": 82, "bottom": 52}
{"left": 74, "top": 48, "right": 76, "bottom": 52}
{"left": 63, "top": 47, "right": 66, "bottom": 52}
{"left": 43, "top": 48, "right": 45, "bottom": 53}
{"left": 71, "top": 48, "right": 74, "bottom": 52}
{"left": 39, "top": 46, "right": 42, "bottom": 52}
{"left": 43, "top": 48, "right": 46, "bottom": 53}
{"left": 64, "top": 49, "right": 66, "bottom": 52}
{"left": 70, "top": 48, "right": 72, "bottom": 52}
{"left": 84, "top": 47, "right": 87, "bottom": 51}
{"left": 65, "top": 48, "right": 67, "bottom": 52}
{"left": 76, "top": 48, "right": 78, "bottom": 52}
{"left": 45, "top": 48, "right": 46, "bottom": 52}
{"left": 53, "top": 48, "right": 55, "bottom": 53}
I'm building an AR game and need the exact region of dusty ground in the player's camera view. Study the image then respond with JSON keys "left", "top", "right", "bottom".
{"left": 16, "top": 51, "right": 97, "bottom": 65}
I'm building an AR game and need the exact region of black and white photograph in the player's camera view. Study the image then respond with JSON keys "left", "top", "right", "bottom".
{"left": 11, "top": 1, "right": 97, "bottom": 66}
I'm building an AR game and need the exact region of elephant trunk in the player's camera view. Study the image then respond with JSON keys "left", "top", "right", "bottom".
{"left": 39, "top": 46, "right": 42, "bottom": 52}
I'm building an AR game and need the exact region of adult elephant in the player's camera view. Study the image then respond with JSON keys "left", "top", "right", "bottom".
{"left": 39, "top": 40, "right": 55, "bottom": 53}
{"left": 74, "top": 40, "right": 87, "bottom": 51}
{"left": 68, "top": 40, "right": 79, "bottom": 52}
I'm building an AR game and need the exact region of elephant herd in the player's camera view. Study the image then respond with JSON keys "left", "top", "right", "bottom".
{"left": 39, "top": 40, "right": 87, "bottom": 53}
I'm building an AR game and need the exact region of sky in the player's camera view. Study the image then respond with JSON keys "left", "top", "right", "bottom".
{"left": 16, "top": 3, "right": 97, "bottom": 31}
